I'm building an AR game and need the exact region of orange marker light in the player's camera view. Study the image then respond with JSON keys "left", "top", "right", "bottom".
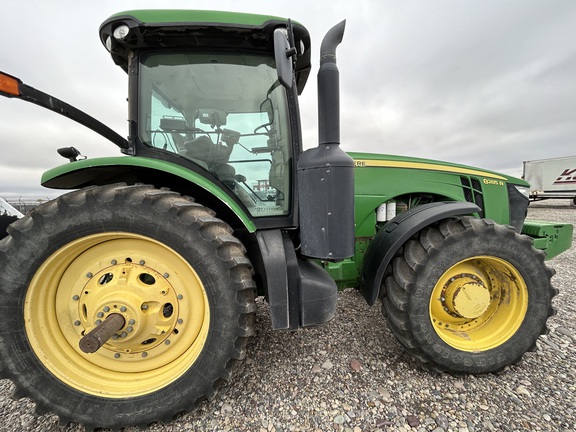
{"left": 0, "top": 72, "right": 21, "bottom": 96}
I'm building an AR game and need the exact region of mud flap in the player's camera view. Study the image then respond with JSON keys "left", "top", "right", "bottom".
{"left": 256, "top": 229, "right": 337, "bottom": 330}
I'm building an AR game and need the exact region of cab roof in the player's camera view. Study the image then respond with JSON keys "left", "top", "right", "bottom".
{"left": 100, "top": 9, "right": 312, "bottom": 94}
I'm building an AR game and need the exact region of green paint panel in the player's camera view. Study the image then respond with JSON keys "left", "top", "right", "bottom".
{"left": 522, "top": 221, "right": 573, "bottom": 259}
{"left": 41, "top": 157, "right": 256, "bottom": 232}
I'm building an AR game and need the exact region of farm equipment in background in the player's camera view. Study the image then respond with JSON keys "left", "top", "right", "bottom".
{"left": 0, "top": 10, "right": 572, "bottom": 429}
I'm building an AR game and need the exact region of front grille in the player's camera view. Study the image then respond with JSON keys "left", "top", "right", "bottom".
{"left": 460, "top": 176, "right": 484, "bottom": 217}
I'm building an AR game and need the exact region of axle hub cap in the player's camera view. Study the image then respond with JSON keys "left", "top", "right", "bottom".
{"left": 443, "top": 274, "right": 491, "bottom": 319}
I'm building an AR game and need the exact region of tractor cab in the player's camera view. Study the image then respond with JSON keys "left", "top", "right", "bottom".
{"left": 98, "top": 10, "right": 355, "bottom": 259}
{"left": 99, "top": 11, "right": 312, "bottom": 220}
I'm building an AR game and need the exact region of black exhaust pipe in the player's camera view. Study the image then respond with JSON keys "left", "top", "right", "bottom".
{"left": 318, "top": 20, "right": 346, "bottom": 146}
{"left": 298, "top": 20, "right": 355, "bottom": 261}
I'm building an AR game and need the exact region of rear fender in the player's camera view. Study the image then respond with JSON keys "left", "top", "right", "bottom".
{"left": 41, "top": 156, "right": 256, "bottom": 232}
{"left": 360, "top": 201, "right": 481, "bottom": 305}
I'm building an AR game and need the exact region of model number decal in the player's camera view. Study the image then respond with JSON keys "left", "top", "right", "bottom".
{"left": 483, "top": 179, "right": 505, "bottom": 186}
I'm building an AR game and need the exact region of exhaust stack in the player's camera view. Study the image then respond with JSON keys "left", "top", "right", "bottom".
{"left": 318, "top": 20, "right": 346, "bottom": 147}
{"left": 297, "top": 20, "right": 355, "bottom": 261}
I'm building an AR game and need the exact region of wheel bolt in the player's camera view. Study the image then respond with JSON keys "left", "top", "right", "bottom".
{"left": 163, "top": 273, "right": 169, "bottom": 278}
{"left": 177, "top": 319, "right": 183, "bottom": 325}
{"left": 95, "top": 320, "right": 102, "bottom": 325}
{"left": 72, "top": 295, "right": 80, "bottom": 301}
{"left": 97, "top": 312, "right": 104, "bottom": 318}
{"left": 177, "top": 294, "right": 183, "bottom": 300}
{"left": 120, "top": 306, "right": 127, "bottom": 312}
{"left": 74, "top": 320, "right": 81, "bottom": 326}
{"left": 126, "top": 326, "right": 133, "bottom": 333}
{"left": 139, "top": 260, "right": 145, "bottom": 265}
{"left": 86, "top": 272, "right": 93, "bottom": 278}
{"left": 165, "top": 340, "right": 171, "bottom": 345}
{"left": 142, "top": 352, "right": 148, "bottom": 358}
{"left": 111, "top": 259, "right": 117, "bottom": 265}
{"left": 114, "top": 353, "right": 120, "bottom": 359}
{"left": 141, "top": 305, "right": 149, "bottom": 311}
{"left": 128, "top": 319, "right": 135, "bottom": 325}
{"left": 103, "top": 306, "right": 110, "bottom": 312}
{"left": 121, "top": 332, "right": 128, "bottom": 338}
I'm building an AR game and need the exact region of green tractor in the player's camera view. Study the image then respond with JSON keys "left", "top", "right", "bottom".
{"left": 0, "top": 10, "right": 572, "bottom": 429}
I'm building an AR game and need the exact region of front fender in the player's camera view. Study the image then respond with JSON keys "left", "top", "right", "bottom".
{"left": 41, "top": 156, "right": 256, "bottom": 232}
{"left": 360, "top": 201, "right": 481, "bottom": 306}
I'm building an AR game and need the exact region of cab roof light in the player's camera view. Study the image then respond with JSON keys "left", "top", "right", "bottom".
{"left": 0, "top": 72, "right": 21, "bottom": 97}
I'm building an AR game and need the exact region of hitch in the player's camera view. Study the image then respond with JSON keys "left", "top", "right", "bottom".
{"left": 79, "top": 313, "right": 126, "bottom": 354}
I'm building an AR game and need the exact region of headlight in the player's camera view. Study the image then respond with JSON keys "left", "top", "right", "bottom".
{"left": 113, "top": 25, "right": 130, "bottom": 41}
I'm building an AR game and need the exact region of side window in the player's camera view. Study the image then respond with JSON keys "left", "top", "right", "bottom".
{"left": 148, "top": 91, "right": 187, "bottom": 154}
{"left": 139, "top": 52, "right": 292, "bottom": 217}
{"left": 225, "top": 112, "right": 288, "bottom": 216}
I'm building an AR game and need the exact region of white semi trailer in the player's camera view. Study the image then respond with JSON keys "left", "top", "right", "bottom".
{"left": 523, "top": 156, "right": 576, "bottom": 204}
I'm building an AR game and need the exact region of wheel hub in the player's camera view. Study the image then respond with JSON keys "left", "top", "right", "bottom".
{"left": 442, "top": 273, "right": 491, "bottom": 319}
{"left": 77, "top": 262, "right": 179, "bottom": 354}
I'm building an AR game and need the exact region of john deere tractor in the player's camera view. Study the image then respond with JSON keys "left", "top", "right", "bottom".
{"left": 0, "top": 10, "right": 572, "bottom": 429}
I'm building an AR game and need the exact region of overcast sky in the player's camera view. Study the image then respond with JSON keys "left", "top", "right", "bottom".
{"left": 1, "top": 0, "right": 575, "bottom": 199}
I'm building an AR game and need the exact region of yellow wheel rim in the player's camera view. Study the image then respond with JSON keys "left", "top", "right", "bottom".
{"left": 429, "top": 256, "right": 528, "bottom": 352}
{"left": 24, "top": 233, "right": 210, "bottom": 398}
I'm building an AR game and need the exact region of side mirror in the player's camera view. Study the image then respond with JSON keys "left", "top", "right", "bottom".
{"left": 273, "top": 28, "right": 294, "bottom": 89}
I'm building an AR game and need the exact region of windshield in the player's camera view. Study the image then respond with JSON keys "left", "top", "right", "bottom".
{"left": 139, "top": 52, "right": 291, "bottom": 217}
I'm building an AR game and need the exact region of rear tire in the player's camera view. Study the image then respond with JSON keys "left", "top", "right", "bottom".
{"left": 0, "top": 184, "right": 256, "bottom": 429}
{"left": 383, "top": 217, "right": 556, "bottom": 374}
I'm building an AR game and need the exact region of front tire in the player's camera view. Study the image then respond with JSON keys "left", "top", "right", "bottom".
{"left": 0, "top": 184, "right": 256, "bottom": 429}
{"left": 383, "top": 217, "right": 556, "bottom": 374}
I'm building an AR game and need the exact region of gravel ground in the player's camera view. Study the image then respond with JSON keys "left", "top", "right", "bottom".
{"left": 1, "top": 200, "right": 575, "bottom": 432}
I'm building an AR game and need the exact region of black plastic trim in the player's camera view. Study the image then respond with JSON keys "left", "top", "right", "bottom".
{"left": 360, "top": 201, "right": 481, "bottom": 306}
{"left": 507, "top": 183, "right": 529, "bottom": 232}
